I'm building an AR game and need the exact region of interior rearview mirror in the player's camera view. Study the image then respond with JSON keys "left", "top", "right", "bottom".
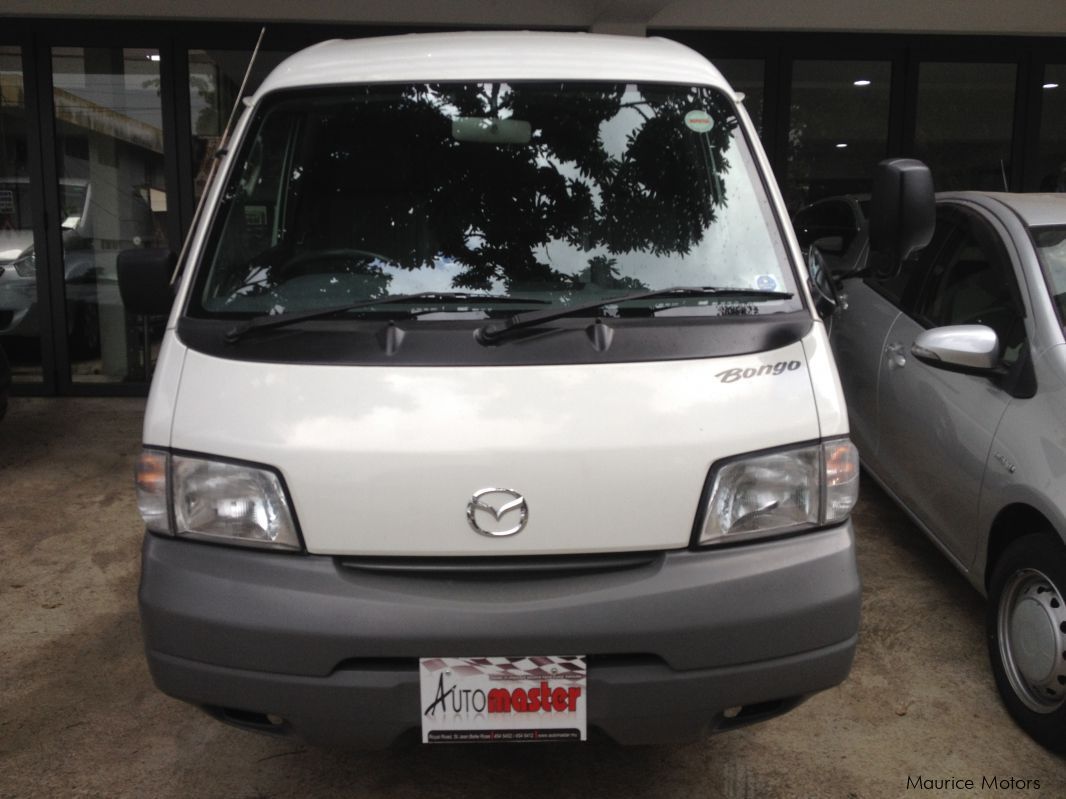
{"left": 452, "top": 117, "right": 532, "bottom": 144}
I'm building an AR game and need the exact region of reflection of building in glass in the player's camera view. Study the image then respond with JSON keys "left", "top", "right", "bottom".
{"left": 50, "top": 49, "right": 167, "bottom": 382}
{"left": 4, "top": 15, "right": 1066, "bottom": 396}
{"left": 187, "top": 49, "right": 288, "bottom": 199}
{"left": 786, "top": 61, "right": 891, "bottom": 211}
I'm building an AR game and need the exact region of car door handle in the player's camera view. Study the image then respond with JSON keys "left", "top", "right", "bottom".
{"left": 885, "top": 342, "right": 907, "bottom": 369}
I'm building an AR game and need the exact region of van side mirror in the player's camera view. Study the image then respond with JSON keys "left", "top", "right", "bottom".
{"left": 118, "top": 248, "right": 176, "bottom": 317}
{"left": 868, "top": 158, "right": 935, "bottom": 278}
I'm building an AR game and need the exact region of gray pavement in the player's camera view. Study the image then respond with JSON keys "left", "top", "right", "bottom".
{"left": 0, "top": 397, "right": 1062, "bottom": 798}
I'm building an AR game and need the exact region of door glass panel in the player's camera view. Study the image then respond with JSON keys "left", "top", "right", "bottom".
{"left": 1036, "top": 65, "right": 1066, "bottom": 191}
{"left": 52, "top": 46, "right": 168, "bottom": 383}
{"left": 0, "top": 46, "right": 43, "bottom": 382}
{"left": 868, "top": 213, "right": 955, "bottom": 311}
{"left": 188, "top": 48, "right": 289, "bottom": 203}
{"left": 914, "top": 62, "right": 1016, "bottom": 192}
{"left": 916, "top": 209, "right": 1025, "bottom": 364}
{"left": 714, "top": 59, "right": 764, "bottom": 139}
{"left": 787, "top": 60, "right": 891, "bottom": 211}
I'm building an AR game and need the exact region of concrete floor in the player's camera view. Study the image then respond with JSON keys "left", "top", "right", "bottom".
{"left": 0, "top": 397, "right": 1062, "bottom": 798}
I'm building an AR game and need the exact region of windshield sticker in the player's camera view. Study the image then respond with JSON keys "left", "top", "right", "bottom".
{"left": 756, "top": 274, "right": 778, "bottom": 291}
{"left": 716, "top": 360, "right": 802, "bottom": 384}
{"left": 684, "top": 110, "right": 714, "bottom": 133}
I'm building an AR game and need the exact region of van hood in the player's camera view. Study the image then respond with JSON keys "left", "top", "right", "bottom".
{"left": 168, "top": 340, "right": 822, "bottom": 556}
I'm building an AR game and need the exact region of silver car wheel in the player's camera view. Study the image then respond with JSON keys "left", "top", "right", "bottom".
{"left": 997, "top": 567, "right": 1066, "bottom": 714}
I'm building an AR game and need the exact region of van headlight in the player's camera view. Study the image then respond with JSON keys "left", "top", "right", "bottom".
{"left": 698, "top": 438, "right": 859, "bottom": 546}
{"left": 134, "top": 449, "right": 302, "bottom": 551}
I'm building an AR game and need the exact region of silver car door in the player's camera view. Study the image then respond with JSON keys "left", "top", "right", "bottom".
{"left": 831, "top": 217, "right": 953, "bottom": 468}
{"left": 830, "top": 279, "right": 899, "bottom": 463}
{"left": 876, "top": 205, "right": 1025, "bottom": 566}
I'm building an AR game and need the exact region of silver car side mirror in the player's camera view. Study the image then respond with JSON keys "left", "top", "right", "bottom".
{"left": 911, "top": 325, "right": 1000, "bottom": 375}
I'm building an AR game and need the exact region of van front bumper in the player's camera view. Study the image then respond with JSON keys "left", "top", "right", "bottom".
{"left": 139, "top": 522, "right": 861, "bottom": 748}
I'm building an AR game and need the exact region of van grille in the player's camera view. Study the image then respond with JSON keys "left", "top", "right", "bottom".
{"left": 336, "top": 551, "right": 661, "bottom": 579}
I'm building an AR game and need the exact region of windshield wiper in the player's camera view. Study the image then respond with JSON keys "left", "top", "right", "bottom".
{"left": 475, "top": 286, "right": 793, "bottom": 344}
{"left": 225, "top": 292, "right": 551, "bottom": 343}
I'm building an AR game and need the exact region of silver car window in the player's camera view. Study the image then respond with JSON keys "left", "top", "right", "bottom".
{"left": 916, "top": 208, "right": 1025, "bottom": 364}
{"left": 866, "top": 213, "right": 955, "bottom": 310}
{"left": 1031, "top": 226, "right": 1066, "bottom": 326}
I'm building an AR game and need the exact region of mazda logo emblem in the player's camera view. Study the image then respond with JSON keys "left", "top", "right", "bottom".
{"left": 466, "top": 488, "right": 528, "bottom": 537}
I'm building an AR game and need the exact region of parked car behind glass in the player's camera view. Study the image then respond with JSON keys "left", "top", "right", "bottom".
{"left": 830, "top": 186, "right": 1066, "bottom": 752}
{"left": 0, "top": 340, "right": 9, "bottom": 420}
{"left": 0, "top": 178, "right": 98, "bottom": 348}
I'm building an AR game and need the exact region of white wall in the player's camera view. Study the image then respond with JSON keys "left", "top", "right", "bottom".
{"left": 8, "top": 0, "right": 1066, "bottom": 37}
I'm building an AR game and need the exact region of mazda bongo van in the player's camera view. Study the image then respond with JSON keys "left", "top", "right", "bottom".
{"left": 125, "top": 32, "right": 868, "bottom": 747}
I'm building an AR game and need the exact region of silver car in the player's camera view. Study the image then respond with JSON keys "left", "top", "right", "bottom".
{"left": 0, "top": 341, "right": 9, "bottom": 420}
{"left": 830, "top": 187, "right": 1066, "bottom": 752}
{"left": 0, "top": 178, "right": 97, "bottom": 343}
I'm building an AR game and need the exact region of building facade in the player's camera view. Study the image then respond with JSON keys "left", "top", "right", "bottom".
{"left": 3, "top": 3, "right": 1066, "bottom": 394}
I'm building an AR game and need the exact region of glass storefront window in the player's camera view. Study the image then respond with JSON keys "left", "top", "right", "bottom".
{"left": 1037, "top": 65, "right": 1066, "bottom": 192}
{"left": 52, "top": 47, "right": 168, "bottom": 383}
{"left": 188, "top": 48, "right": 289, "bottom": 203}
{"left": 914, "top": 61, "right": 1016, "bottom": 192}
{"left": 0, "top": 34, "right": 1057, "bottom": 395}
{"left": 786, "top": 60, "right": 891, "bottom": 212}
{"left": 0, "top": 46, "right": 44, "bottom": 383}
{"left": 715, "top": 59, "right": 765, "bottom": 139}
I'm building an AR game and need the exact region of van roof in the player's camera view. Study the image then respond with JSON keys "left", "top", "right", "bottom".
{"left": 254, "top": 32, "right": 731, "bottom": 98}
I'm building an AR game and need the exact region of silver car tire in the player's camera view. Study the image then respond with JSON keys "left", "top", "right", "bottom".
{"left": 987, "top": 534, "right": 1066, "bottom": 752}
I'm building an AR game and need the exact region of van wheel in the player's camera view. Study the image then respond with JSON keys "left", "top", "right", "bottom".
{"left": 987, "top": 534, "right": 1066, "bottom": 752}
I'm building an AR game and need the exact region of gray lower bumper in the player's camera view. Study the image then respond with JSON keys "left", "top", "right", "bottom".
{"left": 140, "top": 522, "right": 861, "bottom": 747}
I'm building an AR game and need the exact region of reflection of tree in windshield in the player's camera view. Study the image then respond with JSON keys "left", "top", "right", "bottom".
{"left": 210, "top": 82, "right": 738, "bottom": 304}
{"left": 578, "top": 255, "right": 647, "bottom": 291}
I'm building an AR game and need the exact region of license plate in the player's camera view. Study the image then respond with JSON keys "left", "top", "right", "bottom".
{"left": 419, "top": 656, "right": 587, "bottom": 743}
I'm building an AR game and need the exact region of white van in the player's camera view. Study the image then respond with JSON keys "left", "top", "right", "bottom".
{"left": 122, "top": 32, "right": 879, "bottom": 748}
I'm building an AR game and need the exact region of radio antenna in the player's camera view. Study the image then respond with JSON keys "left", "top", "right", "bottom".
{"left": 170, "top": 26, "right": 267, "bottom": 285}
{"left": 219, "top": 26, "right": 266, "bottom": 152}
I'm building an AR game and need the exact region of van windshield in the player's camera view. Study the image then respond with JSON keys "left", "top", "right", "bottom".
{"left": 192, "top": 82, "right": 798, "bottom": 320}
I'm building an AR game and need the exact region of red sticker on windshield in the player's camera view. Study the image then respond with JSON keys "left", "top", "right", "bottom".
{"left": 684, "top": 110, "right": 714, "bottom": 133}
